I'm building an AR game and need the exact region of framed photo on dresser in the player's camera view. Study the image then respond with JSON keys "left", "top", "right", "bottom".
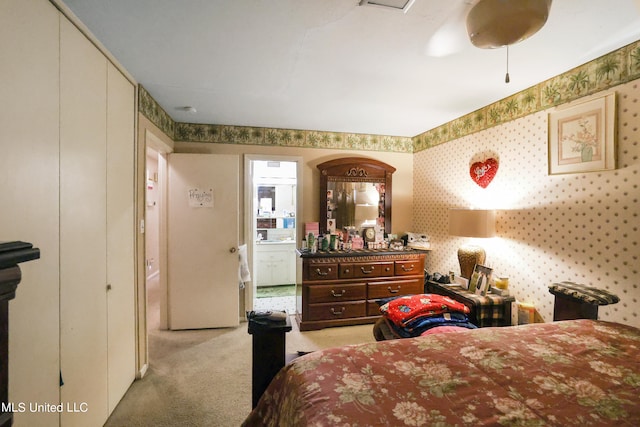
{"left": 469, "top": 264, "right": 493, "bottom": 296}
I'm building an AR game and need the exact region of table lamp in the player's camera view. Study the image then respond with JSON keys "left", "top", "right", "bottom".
{"left": 449, "top": 209, "right": 496, "bottom": 279}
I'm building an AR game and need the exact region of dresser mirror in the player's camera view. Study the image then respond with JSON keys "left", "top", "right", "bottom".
{"left": 317, "top": 157, "right": 395, "bottom": 235}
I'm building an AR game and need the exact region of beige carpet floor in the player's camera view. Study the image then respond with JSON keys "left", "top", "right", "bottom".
{"left": 104, "top": 281, "right": 375, "bottom": 426}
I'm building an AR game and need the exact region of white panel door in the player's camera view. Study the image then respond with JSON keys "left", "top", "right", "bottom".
{"left": 106, "top": 62, "right": 136, "bottom": 413}
{"left": 168, "top": 154, "right": 239, "bottom": 329}
{"left": 60, "top": 15, "right": 109, "bottom": 427}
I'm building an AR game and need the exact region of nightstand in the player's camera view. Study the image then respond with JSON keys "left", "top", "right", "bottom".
{"left": 425, "top": 280, "right": 515, "bottom": 327}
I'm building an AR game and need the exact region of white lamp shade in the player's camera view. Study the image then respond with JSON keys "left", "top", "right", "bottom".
{"left": 449, "top": 209, "right": 496, "bottom": 238}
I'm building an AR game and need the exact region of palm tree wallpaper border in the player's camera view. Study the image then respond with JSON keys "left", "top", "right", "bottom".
{"left": 138, "top": 40, "right": 640, "bottom": 154}
{"left": 413, "top": 40, "right": 640, "bottom": 152}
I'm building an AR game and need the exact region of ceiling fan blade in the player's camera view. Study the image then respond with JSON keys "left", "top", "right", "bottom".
{"left": 425, "top": 0, "right": 476, "bottom": 57}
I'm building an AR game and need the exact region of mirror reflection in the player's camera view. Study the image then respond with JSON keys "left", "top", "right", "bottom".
{"left": 257, "top": 186, "right": 276, "bottom": 215}
{"left": 327, "top": 181, "right": 385, "bottom": 232}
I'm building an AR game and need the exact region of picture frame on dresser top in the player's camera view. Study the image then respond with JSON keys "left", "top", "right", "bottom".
{"left": 548, "top": 92, "right": 616, "bottom": 175}
{"left": 469, "top": 264, "right": 492, "bottom": 296}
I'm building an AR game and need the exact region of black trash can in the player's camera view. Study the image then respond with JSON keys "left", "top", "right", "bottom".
{"left": 247, "top": 311, "right": 291, "bottom": 408}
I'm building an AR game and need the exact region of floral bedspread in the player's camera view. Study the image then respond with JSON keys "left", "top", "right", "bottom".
{"left": 242, "top": 320, "right": 640, "bottom": 426}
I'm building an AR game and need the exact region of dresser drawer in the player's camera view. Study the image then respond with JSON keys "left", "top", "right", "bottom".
{"left": 306, "top": 301, "right": 366, "bottom": 321}
{"left": 367, "top": 300, "right": 384, "bottom": 316}
{"left": 339, "top": 263, "right": 354, "bottom": 278}
{"left": 394, "top": 259, "right": 424, "bottom": 276}
{"left": 353, "top": 262, "right": 394, "bottom": 278}
{"left": 307, "top": 283, "right": 366, "bottom": 304}
{"left": 368, "top": 278, "right": 423, "bottom": 299}
{"left": 379, "top": 262, "right": 394, "bottom": 276}
{"left": 307, "top": 263, "right": 338, "bottom": 280}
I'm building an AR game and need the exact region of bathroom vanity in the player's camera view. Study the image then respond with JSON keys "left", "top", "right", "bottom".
{"left": 255, "top": 241, "right": 296, "bottom": 287}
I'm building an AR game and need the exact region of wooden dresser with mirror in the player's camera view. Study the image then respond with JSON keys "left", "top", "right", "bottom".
{"left": 295, "top": 157, "right": 428, "bottom": 331}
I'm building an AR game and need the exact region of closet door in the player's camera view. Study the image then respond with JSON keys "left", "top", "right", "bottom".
{"left": 60, "top": 16, "right": 109, "bottom": 427}
{"left": 106, "top": 62, "right": 136, "bottom": 413}
{"left": 0, "top": 1, "right": 60, "bottom": 426}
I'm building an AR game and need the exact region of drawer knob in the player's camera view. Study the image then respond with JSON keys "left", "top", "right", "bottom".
{"left": 315, "top": 267, "right": 332, "bottom": 276}
{"left": 360, "top": 266, "right": 374, "bottom": 274}
{"left": 388, "top": 286, "right": 401, "bottom": 294}
{"left": 331, "top": 289, "right": 346, "bottom": 297}
{"left": 330, "top": 307, "right": 346, "bottom": 316}
{"left": 343, "top": 268, "right": 350, "bottom": 274}
{"left": 401, "top": 264, "right": 414, "bottom": 272}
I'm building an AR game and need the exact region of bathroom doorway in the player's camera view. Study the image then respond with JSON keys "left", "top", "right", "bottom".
{"left": 244, "top": 155, "right": 302, "bottom": 315}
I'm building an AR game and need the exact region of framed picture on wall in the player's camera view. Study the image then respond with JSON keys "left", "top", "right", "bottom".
{"left": 548, "top": 92, "right": 616, "bottom": 175}
{"left": 468, "top": 264, "right": 493, "bottom": 296}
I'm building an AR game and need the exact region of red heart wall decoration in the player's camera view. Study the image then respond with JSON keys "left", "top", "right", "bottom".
{"left": 470, "top": 158, "right": 499, "bottom": 188}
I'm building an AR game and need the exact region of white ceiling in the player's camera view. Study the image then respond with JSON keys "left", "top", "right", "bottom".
{"left": 61, "top": 0, "right": 640, "bottom": 137}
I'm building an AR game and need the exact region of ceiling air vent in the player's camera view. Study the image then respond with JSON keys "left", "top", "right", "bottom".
{"left": 358, "top": 0, "right": 416, "bottom": 13}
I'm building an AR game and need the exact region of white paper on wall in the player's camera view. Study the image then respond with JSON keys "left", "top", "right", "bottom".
{"left": 188, "top": 188, "right": 214, "bottom": 207}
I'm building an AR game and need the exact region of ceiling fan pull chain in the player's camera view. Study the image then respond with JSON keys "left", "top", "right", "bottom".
{"left": 505, "top": 45, "right": 510, "bottom": 83}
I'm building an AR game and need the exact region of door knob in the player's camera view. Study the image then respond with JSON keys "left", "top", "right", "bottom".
{"left": 229, "top": 247, "right": 237, "bottom": 253}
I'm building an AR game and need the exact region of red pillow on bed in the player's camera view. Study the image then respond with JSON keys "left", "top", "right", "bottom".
{"left": 380, "top": 294, "right": 470, "bottom": 326}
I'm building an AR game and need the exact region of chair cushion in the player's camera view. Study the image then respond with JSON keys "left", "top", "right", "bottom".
{"left": 548, "top": 281, "right": 620, "bottom": 306}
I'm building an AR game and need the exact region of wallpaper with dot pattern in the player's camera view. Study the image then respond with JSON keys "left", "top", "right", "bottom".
{"left": 413, "top": 81, "right": 640, "bottom": 328}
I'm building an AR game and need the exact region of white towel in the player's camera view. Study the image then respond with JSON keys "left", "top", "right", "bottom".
{"left": 238, "top": 244, "right": 251, "bottom": 285}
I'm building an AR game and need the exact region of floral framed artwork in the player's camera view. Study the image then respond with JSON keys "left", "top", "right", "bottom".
{"left": 548, "top": 92, "right": 616, "bottom": 175}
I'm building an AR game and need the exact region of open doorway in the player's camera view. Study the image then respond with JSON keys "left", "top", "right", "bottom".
{"left": 139, "top": 128, "right": 172, "bottom": 372}
{"left": 135, "top": 127, "right": 173, "bottom": 377}
{"left": 144, "top": 146, "right": 168, "bottom": 332}
{"left": 135, "top": 138, "right": 170, "bottom": 378}
{"left": 145, "top": 148, "right": 160, "bottom": 330}
{"left": 245, "top": 156, "right": 302, "bottom": 315}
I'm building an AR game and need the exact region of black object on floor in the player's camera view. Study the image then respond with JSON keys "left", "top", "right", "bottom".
{"left": 247, "top": 310, "right": 292, "bottom": 408}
